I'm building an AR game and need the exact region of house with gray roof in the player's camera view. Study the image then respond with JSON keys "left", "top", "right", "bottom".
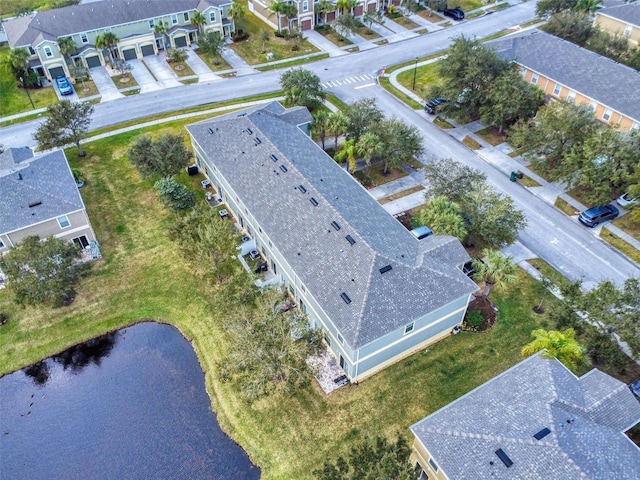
{"left": 487, "top": 30, "right": 640, "bottom": 132}
{"left": 410, "top": 352, "right": 640, "bottom": 480}
{"left": 186, "top": 102, "right": 478, "bottom": 382}
{"left": 0, "top": 148, "right": 97, "bottom": 254}
{"left": 595, "top": 2, "right": 640, "bottom": 46}
{"left": 3, "top": 0, "right": 235, "bottom": 81}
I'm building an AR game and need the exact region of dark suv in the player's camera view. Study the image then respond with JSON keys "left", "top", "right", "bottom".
{"left": 424, "top": 97, "right": 450, "bottom": 114}
{"left": 578, "top": 204, "right": 619, "bottom": 227}
{"left": 444, "top": 8, "right": 465, "bottom": 20}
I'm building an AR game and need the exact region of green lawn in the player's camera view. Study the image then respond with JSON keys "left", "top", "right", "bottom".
{"left": 0, "top": 105, "right": 616, "bottom": 479}
{"left": 0, "top": 47, "right": 58, "bottom": 117}
{"left": 396, "top": 61, "right": 442, "bottom": 100}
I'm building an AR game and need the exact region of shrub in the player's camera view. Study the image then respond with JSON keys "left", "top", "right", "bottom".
{"left": 464, "top": 310, "right": 484, "bottom": 330}
{"left": 154, "top": 177, "right": 195, "bottom": 211}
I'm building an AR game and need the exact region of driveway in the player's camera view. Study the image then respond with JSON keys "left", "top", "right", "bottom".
{"left": 141, "top": 55, "right": 182, "bottom": 89}
{"left": 185, "top": 49, "right": 221, "bottom": 82}
{"left": 127, "top": 59, "right": 162, "bottom": 93}
{"left": 89, "top": 66, "right": 124, "bottom": 102}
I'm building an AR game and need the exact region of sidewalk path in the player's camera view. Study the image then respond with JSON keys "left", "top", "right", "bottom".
{"left": 185, "top": 49, "right": 221, "bottom": 82}
{"left": 220, "top": 47, "right": 258, "bottom": 75}
{"left": 304, "top": 30, "right": 349, "bottom": 57}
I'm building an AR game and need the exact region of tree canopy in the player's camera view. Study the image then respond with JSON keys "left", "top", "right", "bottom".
{"left": 219, "top": 288, "right": 323, "bottom": 401}
{"left": 344, "top": 98, "right": 383, "bottom": 142}
{"left": 313, "top": 435, "right": 418, "bottom": 480}
{"left": 280, "top": 67, "right": 326, "bottom": 110}
{"left": 0, "top": 235, "right": 88, "bottom": 307}
{"left": 197, "top": 31, "right": 226, "bottom": 64}
{"left": 127, "top": 133, "right": 191, "bottom": 177}
{"left": 415, "top": 196, "right": 467, "bottom": 241}
{"left": 154, "top": 177, "right": 195, "bottom": 211}
{"left": 34, "top": 100, "right": 94, "bottom": 156}
{"left": 521, "top": 328, "right": 588, "bottom": 372}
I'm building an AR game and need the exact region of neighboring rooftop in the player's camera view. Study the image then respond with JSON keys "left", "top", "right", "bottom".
{"left": 411, "top": 353, "right": 640, "bottom": 480}
{"left": 187, "top": 102, "right": 477, "bottom": 348}
{"left": 487, "top": 30, "right": 640, "bottom": 123}
{"left": 597, "top": 2, "right": 640, "bottom": 26}
{"left": 4, "top": 0, "right": 229, "bottom": 48}
{"left": 0, "top": 150, "right": 85, "bottom": 234}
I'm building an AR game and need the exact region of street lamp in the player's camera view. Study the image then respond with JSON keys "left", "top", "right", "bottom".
{"left": 412, "top": 57, "right": 419, "bottom": 91}
{"left": 19, "top": 76, "right": 35, "bottom": 109}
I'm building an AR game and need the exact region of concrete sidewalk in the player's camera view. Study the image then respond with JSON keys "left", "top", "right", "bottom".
{"left": 185, "top": 49, "right": 221, "bottom": 82}
{"left": 220, "top": 47, "right": 257, "bottom": 75}
{"left": 305, "top": 30, "right": 349, "bottom": 57}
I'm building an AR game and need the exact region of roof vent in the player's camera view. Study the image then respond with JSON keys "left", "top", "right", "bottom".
{"left": 495, "top": 449, "right": 513, "bottom": 468}
{"left": 279, "top": 165, "right": 288, "bottom": 173}
{"left": 379, "top": 265, "right": 392, "bottom": 274}
{"left": 247, "top": 128, "right": 253, "bottom": 134}
{"left": 533, "top": 428, "right": 551, "bottom": 440}
{"left": 208, "top": 128, "right": 214, "bottom": 134}
{"left": 254, "top": 137, "right": 262, "bottom": 145}
{"left": 28, "top": 200, "right": 42, "bottom": 208}
{"left": 17, "top": 173, "right": 23, "bottom": 180}
{"left": 340, "top": 293, "right": 351, "bottom": 304}
{"left": 345, "top": 235, "right": 355, "bottom": 245}
{"left": 299, "top": 185, "right": 307, "bottom": 193}
{"left": 310, "top": 197, "right": 318, "bottom": 206}
{"left": 270, "top": 154, "right": 278, "bottom": 162}
{"left": 330, "top": 221, "right": 341, "bottom": 231}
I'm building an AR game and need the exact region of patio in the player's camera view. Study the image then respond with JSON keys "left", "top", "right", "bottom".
{"left": 307, "top": 349, "right": 350, "bottom": 394}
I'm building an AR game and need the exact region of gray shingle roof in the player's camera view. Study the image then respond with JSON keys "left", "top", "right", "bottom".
{"left": 598, "top": 3, "right": 640, "bottom": 27}
{"left": 410, "top": 353, "right": 640, "bottom": 480}
{"left": 187, "top": 103, "right": 477, "bottom": 348}
{"left": 4, "top": 0, "right": 228, "bottom": 48}
{"left": 0, "top": 150, "right": 85, "bottom": 234}
{"left": 486, "top": 30, "right": 640, "bottom": 124}
{"left": 0, "top": 146, "right": 34, "bottom": 172}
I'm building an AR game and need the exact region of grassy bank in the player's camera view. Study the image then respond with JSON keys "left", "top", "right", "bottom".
{"left": 0, "top": 110, "right": 566, "bottom": 479}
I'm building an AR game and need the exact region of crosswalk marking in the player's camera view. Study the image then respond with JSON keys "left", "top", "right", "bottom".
{"left": 321, "top": 73, "right": 376, "bottom": 89}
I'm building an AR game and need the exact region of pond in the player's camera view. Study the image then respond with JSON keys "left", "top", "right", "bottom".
{"left": 0, "top": 322, "right": 260, "bottom": 480}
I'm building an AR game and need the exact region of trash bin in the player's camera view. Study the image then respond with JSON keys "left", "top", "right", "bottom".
{"left": 517, "top": 172, "right": 524, "bottom": 180}
{"left": 510, "top": 171, "right": 518, "bottom": 182}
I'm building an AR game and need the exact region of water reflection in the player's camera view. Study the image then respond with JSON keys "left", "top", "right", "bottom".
{"left": 1, "top": 322, "right": 260, "bottom": 480}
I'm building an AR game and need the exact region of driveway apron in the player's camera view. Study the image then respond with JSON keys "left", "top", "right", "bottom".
{"left": 89, "top": 66, "right": 124, "bottom": 102}
{"left": 185, "top": 49, "right": 221, "bottom": 82}
{"left": 304, "top": 30, "right": 348, "bottom": 57}
{"left": 127, "top": 59, "right": 162, "bottom": 93}
{"left": 220, "top": 47, "right": 257, "bottom": 76}
{"left": 142, "top": 55, "right": 183, "bottom": 88}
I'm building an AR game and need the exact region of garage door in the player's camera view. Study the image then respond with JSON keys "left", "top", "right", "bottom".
{"left": 141, "top": 44, "right": 155, "bottom": 56}
{"left": 174, "top": 36, "right": 187, "bottom": 48}
{"left": 86, "top": 55, "right": 101, "bottom": 68}
{"left": 122, "top": 48, "right": 137, "bottom": 61}
{"left": 49, "top": 66, "right": 64, "bottom": 78}
{"left": 302, "top": 19, "right": 312, "bottom": 30}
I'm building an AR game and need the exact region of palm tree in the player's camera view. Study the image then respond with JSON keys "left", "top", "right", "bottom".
{"left": 521, "top": 328, "right": 588, "bottom": 371}
{"left": 327, "top": 111, "right": 349, "bottom": 150}
{"left": 228, "top": 2, "right": 246, "bottom": 33}
{"left": 269, "top": 1, "right": 297, "bottom": 34}
{"left": 154, "top": 21, "right": 170, "bottom": 50}
{"left": 311, "top": 110, "right": 330, "bottom": 150}
{"left": 335, "top": 139, "right": 357, "bottom": 172}
{"left": 95, "top": 32, "right": 119, "bottom": 65}
{"left": 336, "top": 0, "right": 357, "bottom": 16}
{"left": 190, "top": 11, "right": 207, "bottom": 35}
{"left": 7, "top": 47, "right": 31, "bottom": 77}
{"left": 472, "top": 248, "right": 518, "bottom": 296}
{"left": 57, "top": 36, "right": 77, "bottom": 68}
{"left": 416, "top": 196, "right": 467, "bottom": 241}
{"left": 315, "top": 0, "right": 332, "bottom": 25}
{"left": 356, "top": 131, "right": 384, "bottom": 178}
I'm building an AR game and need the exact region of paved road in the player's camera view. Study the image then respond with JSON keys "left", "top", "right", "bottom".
{"left": 2, "top": 0, "right": 639, "bottom": 288}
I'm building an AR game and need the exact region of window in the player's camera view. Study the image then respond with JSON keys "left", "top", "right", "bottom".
{"left": 531, "top": 72, "right": 538, "bottom": 84}
{"left": 553, "top": 83, "right": 561, "bottom": 95}
{"left": 567, "top": 91, "right": 576, "bottom": 103}
{"left": 44, "top": 46, "right": 53, "bottom": 57}
{"left": 0, "top": 239, "right": 5, "bottom": 248}
{"left": 589, "top": 101, "right": 597, "bottom": 112}
{"left": 73, "top": 235, "right": 89, "bottom": 248}
{"left": 404, "top": 322, "right": 414, "bottom": 335}
{"left": 602, "top": 108, "right": 612, "bottom": 121}
{"left": 171, "top": 14, "right": 178, "bottom": 24}
{"left": 209, "top": 11, "right": 216, "bottom": 22}
{"left": 81, "top": 33, "right": 88, "bottom": 43}
{"left": 337, "top": 333, "right": 344, "bottom": 344}
{"left": 428, "top": 458, "right": 439, "bottom": 472}
{"left": 149, "top": 19, "right": 155, "bottom": 29}
{"left": 631, "top": 122, "right": 639, "bottom": 131}
{"left": 303, "top": 0, "right": 308, "bottom": 11}
{"left": 184, "top": 12, "right": 190, "bottom": 21}
{"left": 28, "top": 46, "right": 35, "bottom": 55}
{"left": 624, "top": 25, "right": 632, "bottom": 36}
{"left": 57, "top": 215, "right": 70, "bottom": 228}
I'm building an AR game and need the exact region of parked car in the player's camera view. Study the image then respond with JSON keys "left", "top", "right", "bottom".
{"left": 444, "top": 8, "right": 465, "bottom": 20}
{"left": 424, "top": 98, "right": 449, "bottom": 114}
{"left": 616, "top": 192, "right": 638, "bottom": 208}
{"left": 578, "top": 204, "right": 619, "bottom": 227}
{"left": 55, "top": 76, "right": 74, "bottom": 95}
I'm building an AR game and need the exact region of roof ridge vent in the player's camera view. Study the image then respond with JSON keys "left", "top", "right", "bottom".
{"left": 28, "top": 200, "right": 42, "bottom": 208}
{"left": 379, "top": 265, "right": 392, "bottom": 274}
